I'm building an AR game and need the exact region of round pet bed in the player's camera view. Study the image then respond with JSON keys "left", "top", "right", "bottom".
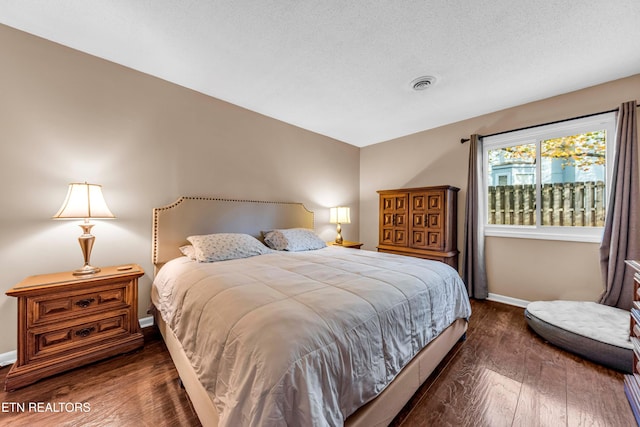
{"left": 525, "top": 300, "right": 633, "bottom": 373}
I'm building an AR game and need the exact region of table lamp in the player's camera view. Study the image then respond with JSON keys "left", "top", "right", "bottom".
{"left": 53, "top": 182, "right": 115, "bottom": 275}
{"left": 329, "top": 206, "right": 350, "bottom": 244}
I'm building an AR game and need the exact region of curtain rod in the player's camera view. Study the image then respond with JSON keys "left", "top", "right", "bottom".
{"left": 460, "top": 103, "right": 640, "bottom": 144}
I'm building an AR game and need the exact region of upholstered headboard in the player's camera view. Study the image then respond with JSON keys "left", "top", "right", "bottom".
{"left": 152, "top": 197, "right": 314, "bottom": 271}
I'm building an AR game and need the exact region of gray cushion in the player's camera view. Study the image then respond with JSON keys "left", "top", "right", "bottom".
{"left": 525, "top": 300, "right": 633, "bottom": 373}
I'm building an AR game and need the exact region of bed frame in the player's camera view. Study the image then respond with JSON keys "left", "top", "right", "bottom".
{"left": 151, "top": 196, "right": 468, "bottom": 427}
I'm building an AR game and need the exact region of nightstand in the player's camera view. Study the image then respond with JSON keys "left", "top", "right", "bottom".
{"left": 327, "top": 241, "right": 364, "bottom": 249}
{"left": 4, "top": 265, "right": 145, "bottom": 391}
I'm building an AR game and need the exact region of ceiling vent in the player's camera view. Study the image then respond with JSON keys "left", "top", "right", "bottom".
{"left": 411, "top": 76, "right": 437, "bottom": 91}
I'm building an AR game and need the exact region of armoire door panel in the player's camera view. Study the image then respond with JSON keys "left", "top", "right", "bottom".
{"left": 413, "top": 195, "right": 425, "bottom": 210}
{"left": 412, "top": 231, "right": 424, "bottom": 245}
{"left": 428, "top": 213, "right": 441, "bottom": 228}
{"left": 379, "top": 193, "right": 409, "bottom": 247}
{"left": 382, "top": 229, "right": 394, "bottom": 244}
{"left": 383, "top": 197, "right": 394, "bottom": 211}
{"left": 427, "top": 194, "right": 442, "bottom": 210}
{"left": 427, "top": 232, "right": 441, "bottom": 248}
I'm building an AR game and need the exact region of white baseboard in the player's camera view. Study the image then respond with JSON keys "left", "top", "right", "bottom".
{"left": 139, "top": 315, "right": 154, "bottom": 329}
{"left": 487, "top": 293, "right": 530, "bottom": 308}
{"left": 0, "top": 350, "right": 16, "bottom": 367}
{"left": 0, "top": 316, "right": 155, "bottom": 368}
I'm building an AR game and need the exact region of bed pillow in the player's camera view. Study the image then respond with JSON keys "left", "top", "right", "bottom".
{"left": 263, "top": 228, "right": 326, "bottom": 252}
{"left": 186, "top": 233, "right": 271, "bottom": 262}
{"left": 179, "top": 245, "right": 196, "bottom": 260}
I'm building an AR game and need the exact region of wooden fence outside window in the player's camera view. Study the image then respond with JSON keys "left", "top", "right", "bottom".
{"left": 487, "top": 181, "right": 605, "bottom": 227}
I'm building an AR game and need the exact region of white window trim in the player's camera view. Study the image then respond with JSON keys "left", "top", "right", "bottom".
{"left": 481, "top": 112, "right": 616, "bottom": 243}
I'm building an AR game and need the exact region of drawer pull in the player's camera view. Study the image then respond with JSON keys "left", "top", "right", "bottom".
{"left": 75, "top": 298, "right": 95, "bottom": 308}
{"left": 75, "top": 327, "right": 96, "bottom": 338}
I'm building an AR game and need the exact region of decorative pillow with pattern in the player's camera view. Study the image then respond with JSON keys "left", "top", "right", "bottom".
{"left": 187, "top": 233, "right": 271, "bottom": 262}
{"left": 179, "top": 245, "right": 196, "bottom": 260}
{"left": 263, "top": 228, "right": 326, "bottom": 252}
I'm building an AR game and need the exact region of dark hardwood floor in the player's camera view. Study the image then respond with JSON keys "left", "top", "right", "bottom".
{"left": 391, "top": 300, "right": 636, "bottom": 427}
{"left": 0, "top": 327, "right": 201, "bottom": 427}
{"left": 0, "top": 300, "right": 635, "bottom": 426}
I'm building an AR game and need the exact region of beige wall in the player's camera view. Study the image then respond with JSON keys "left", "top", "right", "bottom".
{"left": 0, "top": 25, "right": 360, "bottom": 355}
{"left": 360, "top": 74, "right": 640, "bottom": 303}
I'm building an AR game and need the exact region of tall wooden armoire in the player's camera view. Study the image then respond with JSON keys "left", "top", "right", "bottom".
{"left": 377, "top": 185, "right": 459, "bottom": 268}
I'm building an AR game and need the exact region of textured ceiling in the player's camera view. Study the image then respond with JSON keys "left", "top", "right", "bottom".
{"left": 1, "top": 1, "right": 639, "bottom": 147}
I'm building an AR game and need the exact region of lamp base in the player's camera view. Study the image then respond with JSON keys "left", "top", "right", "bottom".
{"left": 335, "top": 222, "right": 343, "bottom": 244}
{"left": 73, "top": 265, "right": 101, "bottom": 276}
{"left": 74, "top": 222, "right": 100, "bottom": 276}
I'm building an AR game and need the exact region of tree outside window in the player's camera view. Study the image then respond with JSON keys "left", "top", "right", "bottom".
{"left": 482, "top": 112, "right": 615, "bottom": 241}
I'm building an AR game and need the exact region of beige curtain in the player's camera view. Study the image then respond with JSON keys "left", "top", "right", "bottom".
{"left": 599, "top": 100, "right": 639, "bottom": 310}
{"left": 462, "top": 134, "right": 488, "bottom": 298}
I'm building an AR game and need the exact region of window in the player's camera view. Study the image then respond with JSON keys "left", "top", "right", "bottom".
{"left": 482, "top": 112, "right": 616, "bottom": 242}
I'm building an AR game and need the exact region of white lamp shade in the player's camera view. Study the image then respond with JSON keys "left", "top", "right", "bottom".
{"left": 53, "top": 183, "right": 115, "bottom": 219}
{"left": 329, "top": 206, "right": 351, "bottom": 224}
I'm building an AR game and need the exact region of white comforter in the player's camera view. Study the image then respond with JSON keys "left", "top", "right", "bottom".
{"left": 153, "top": 246, "right": 471, "bottom": 427}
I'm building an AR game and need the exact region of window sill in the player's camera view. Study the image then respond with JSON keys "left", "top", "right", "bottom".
{"left": 484, "top": 225, "right": 603, "bottom": 243}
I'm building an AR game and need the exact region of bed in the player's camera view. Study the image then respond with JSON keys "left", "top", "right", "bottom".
{"left": 150, "top": 197, "right": 471, "bottom": 427}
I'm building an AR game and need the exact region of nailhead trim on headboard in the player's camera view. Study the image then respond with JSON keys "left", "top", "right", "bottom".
{"left": 152, "top": 196, "right": 315, "bottom": 267}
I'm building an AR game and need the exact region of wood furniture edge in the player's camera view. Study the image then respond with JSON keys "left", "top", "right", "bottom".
{"left": 6, "top": 265, "right": 144, "bottom": 295}
{"left": 327, "top": 241, "right": 363, "bottom": 249}
{"left": 377, "top": 185, "right": 460, "bottom": 194}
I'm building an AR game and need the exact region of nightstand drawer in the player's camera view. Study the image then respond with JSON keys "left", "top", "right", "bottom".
{"left": 29, "top": 282, "right": 131, "bottom": 326}
{"left": 29, "top": 311, "right": 132, "bottom": 362}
